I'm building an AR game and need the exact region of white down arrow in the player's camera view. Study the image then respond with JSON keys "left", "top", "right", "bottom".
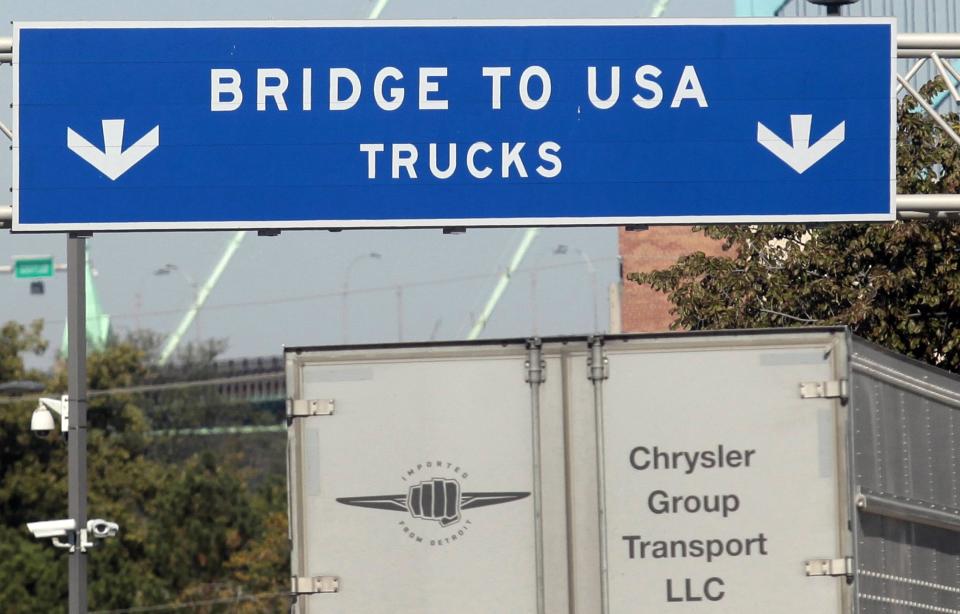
{"left": 67, "top": 119, "right": 159, "bottom": 181}
{"left": 756, "top": 114, "right": 845, "bottom": 174}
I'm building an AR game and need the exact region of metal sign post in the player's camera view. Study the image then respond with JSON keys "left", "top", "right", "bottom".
{"left": 66, "top": 235, "right": 88, "bottom": 613}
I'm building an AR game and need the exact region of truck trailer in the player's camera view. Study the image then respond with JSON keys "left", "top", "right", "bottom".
{"left": 286, "top": 328, "right": 960, "bottom": 613}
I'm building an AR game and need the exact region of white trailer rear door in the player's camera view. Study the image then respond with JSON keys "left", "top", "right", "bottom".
{"left": 288, "top": 345, "right": 540, "bottom": 614}
{"left": 567, "top": 334, "right": 849, "bottom": 614}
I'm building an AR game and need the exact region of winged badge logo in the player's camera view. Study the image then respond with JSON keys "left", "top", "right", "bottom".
{"left": 337, "top": 478, "right": 529, "bottom": 527}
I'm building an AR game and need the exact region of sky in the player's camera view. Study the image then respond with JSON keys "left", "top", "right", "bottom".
{"left": 0, "top": 0, "right": 734, "bottom": 368}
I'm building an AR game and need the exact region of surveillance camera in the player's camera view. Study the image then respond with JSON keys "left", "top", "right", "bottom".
{"left": 27, "top": 518, "right": 76, "bottom": 539}
{"left": 87, "top": 519, "right": 119, "bottom": 539}
{"left": 30, "top": 406, "right": 55, "bottom": 438}
{"left": 30, "top": 397, "right": 68, "bottom": 438}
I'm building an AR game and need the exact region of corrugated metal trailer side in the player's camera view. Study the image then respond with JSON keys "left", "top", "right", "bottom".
{"left": 849, "top": 339, "right": 960, "bottom": 613}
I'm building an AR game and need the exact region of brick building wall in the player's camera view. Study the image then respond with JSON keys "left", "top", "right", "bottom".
{"left": 618, "top": 226, "right": 728, "bottom": 333}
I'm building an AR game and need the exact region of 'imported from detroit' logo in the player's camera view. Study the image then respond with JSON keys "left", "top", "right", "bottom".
{"left": 336, "top": 460, "right": 529, "bottom": 546}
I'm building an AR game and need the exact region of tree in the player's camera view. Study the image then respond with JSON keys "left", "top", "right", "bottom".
{"left": 0, "top": 321, "right": 65, "bottom": 612}
{"left": 0, "top": 324, "right": 289, "bottom": 611}
{"left": 630, "top": 79, "right": 960, "bottom": 372}
{"left": 0, "top": 319, "right": 47, "bottom": 382}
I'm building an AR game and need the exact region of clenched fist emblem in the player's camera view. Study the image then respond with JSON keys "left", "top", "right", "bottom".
{"left": 408, "top": 479, "right": 461, "bottom": 526}
{"left": 337, "top": 475, "right": 529, "bottom": 526}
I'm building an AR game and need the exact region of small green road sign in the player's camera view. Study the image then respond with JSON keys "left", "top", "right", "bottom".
{"left": 14, "top": 256, "right": 54, "bottom": 279}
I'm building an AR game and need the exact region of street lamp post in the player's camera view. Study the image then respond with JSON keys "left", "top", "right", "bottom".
{"left": 526, "top": 243, "right": 601, "bottom": 335}
{"left": 341, "top": 252, "right": 382, "bottom": 344}
{"left": 528, "top": 256, "right": 549, "bottom": 336}
{"left": 395, "top": 284, "right": 404, "bottom": 342}
{"left": 154, "top": 264, "right": 201, "bottom": 339}
{"left": 554, "top": 244, "right": 600, "bottom": 333}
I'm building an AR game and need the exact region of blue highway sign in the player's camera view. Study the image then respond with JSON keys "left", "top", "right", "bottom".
{"left": 12, "top": 19, "right": 896, "bottom": 232}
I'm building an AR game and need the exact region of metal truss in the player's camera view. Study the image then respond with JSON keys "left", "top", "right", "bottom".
{"left": 897, "top": 33, "right": 960, "bottom": 219}
{"left": 1, "top": 34, "right": 960, "bottom": 223}
{"left": 0, "top": 34, "right": 12, "bottom": 229}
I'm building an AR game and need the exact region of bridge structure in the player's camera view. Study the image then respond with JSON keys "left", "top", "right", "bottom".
{"left": 139, "top": 355, "right": 286, "bottom": 438}
{"left": 208, "top": 355, "right": 286, "bottom": 403}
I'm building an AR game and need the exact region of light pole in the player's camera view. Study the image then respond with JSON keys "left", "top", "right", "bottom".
{"left": 527, "top": 247, "right": 554, "bottom": 336}
{"left": 395, "top": 284, "right": 404, "bottom": 342}
{"left": 554, "top": 244, "right": 600, "bottom": 333}
{"left": 154, "top": 264, "right": 201, "bottom": 340}
{"left": 341, "top": 252, "right": 382, "bottom": 344}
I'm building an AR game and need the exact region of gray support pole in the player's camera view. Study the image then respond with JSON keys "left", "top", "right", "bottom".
{"left": 589, "top": 266, "right": 599, "bottom": 333}
{"left": 67, "top": 235, "right": 88, "bottom": 614}
{"left": 588, "top": 337, "right": 610, "bottom": 614}
{"left": 525, "top": 340, "right": 546, "bottom": 614}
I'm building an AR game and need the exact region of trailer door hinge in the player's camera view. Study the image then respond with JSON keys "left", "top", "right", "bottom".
{"left": 799, "top": 380, "right": 848, "bottom": 402}
{"left": 805, "top": 557, "right": 853, "bottom": 578}
{"left": 587, "top": 337, "right": 609, "bottom": 382}
{"left": 291, "top": 575, "right": 340, "bottom": 594}
{"left": 525, "top": 339, "right": 546, "bottom": 384}
{"left": 287, "top": 399, "right": 335, "bottom": 418}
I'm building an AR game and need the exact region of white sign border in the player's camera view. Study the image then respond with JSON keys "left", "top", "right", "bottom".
{"left": 11, "top": 17, "right": 897, "bottom": 233}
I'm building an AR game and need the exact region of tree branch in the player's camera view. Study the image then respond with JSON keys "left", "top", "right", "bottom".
{"left": 757, "top": 308, "right": 820, "bottom": 324}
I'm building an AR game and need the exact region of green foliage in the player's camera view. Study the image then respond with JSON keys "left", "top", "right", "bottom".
{"left": 0, "top": 524, "right": 64, "bottom": 613}
{"left": 146, "top": 452, "right": 259, "bottom": 591}
{"left": 629, "top": 79, "right": 960, "bottom": 372}
{"left": 0, "top": 323, "right": 289, "bottom": 612}
{"left": 0, "top": 320, "right": 47, "bottom": 382}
